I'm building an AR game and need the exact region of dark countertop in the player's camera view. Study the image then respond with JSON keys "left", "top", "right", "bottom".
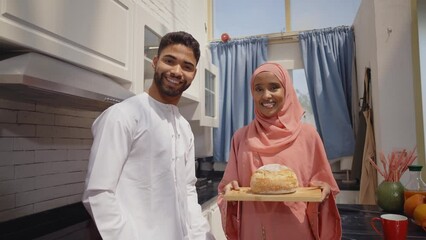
{"left": 197, "top": 179, "right": 219, "bottom": 208}
{"left": 2, "top": 177, "right": 425, "bottom": 240}
{"left": 338, "top": 204, "right": 426, "bottom": 239}
{"left": 197, "top": 178, "right": 426, "bottom": 239}
{"left": 0, "top": 179, "right": 222, "bottom": 240}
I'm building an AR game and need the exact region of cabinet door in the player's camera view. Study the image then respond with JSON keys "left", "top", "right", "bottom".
{"left": 142, "top": 26, "right": 161, "bottom": 93}
{"left": 200, "top": 61, "right": 219, "bottom": 127}
{"left": 202, "top": 207, "right": 210, "bottom": 222}
{"left": 178, "top": 57, "right": 219, "bottom": 127}
{"left": 132, "top": 5, "right": 200, "bottom": 101}
{"left": 0, "top": 0, "right": 133, "bottom": 84}
{"left": 210, "top": 204, "right": 226, "bottom": 240}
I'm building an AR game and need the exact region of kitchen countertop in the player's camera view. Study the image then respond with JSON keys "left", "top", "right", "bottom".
{"left": 0, "top": 179, "right": 222, "bottom": 240}
{"left": 197, "top": 178, "right": 426, "bottom": 239}
{"left": 2, "top": 178, "right": 425, "bottom": 239}
{"left": 197, "top": 179, "right": 220, "bottom": 209}
{"left": 338, "top": 204, "right": 426, "bottom": 239}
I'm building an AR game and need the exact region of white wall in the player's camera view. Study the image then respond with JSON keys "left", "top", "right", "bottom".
{"left": 0, "top": 98, "right": 100, "bottom": 221}
{"left": 418, "top": 0, "right": 426, "bottom": 180}
{"left": 353, "top": 0, "right": 418, "bottom": 184}
{"left": 268, "top": 42, "right": 304, "bottom": 69}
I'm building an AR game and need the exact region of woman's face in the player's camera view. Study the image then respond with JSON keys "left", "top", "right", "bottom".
{"left": 252, "top": 72, "right": 285, "bottom": 118}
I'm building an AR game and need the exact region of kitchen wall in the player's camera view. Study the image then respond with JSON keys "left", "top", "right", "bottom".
{"left": 3, "top": 0, "right": 419, "bottom": 222}
{"left": 0, "top": 0, "right": 208, "bottom": 222}
{"left": 0, "top": 98, "right": 100, "bottom": 222}
{"left": 353, "top": 0, "right": 422, "bottom": 184}
{"left": 416, "top": 0, "right": 426, "bottom": 180}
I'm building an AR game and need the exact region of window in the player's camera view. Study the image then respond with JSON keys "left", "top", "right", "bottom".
{"left": 291, "top": 69, "right": 316, "bottom": 128}
{"left": 290, "top": 0, "right": 361, "bottom": 31}
{"left": 212, "top": 0, "right": 361, "bottom": 40}
{"left": 205, "top": 69, "right": 216, "bottom": 117}
{"left": 212, "top": 0, "right": 285, "bottom": 39}
{"left": 144, "top": 26, "right": 160, "bottom": 61}
{"left": 211, "top": 0, "right": 361, "bottom": 127}
{"left": 143, "top": 26, "right": 161, "bottom": 91}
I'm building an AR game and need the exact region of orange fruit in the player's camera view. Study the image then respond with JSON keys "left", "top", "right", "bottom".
{"left": 404, "top": 194, "right": 426, "bottom": 218}
{"left": 413, "top": 204, "right": 426, "bottom": 230}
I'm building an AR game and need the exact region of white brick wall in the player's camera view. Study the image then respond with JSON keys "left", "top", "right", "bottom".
{"left": 0, "top": 98, "right": 100, "bottom": 222}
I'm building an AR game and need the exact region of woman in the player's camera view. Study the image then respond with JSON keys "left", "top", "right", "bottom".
{"left": 218, "top": 63, "right": 341, "bottom": 240}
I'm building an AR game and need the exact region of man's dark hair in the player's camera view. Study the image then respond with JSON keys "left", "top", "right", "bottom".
{"left": 157, "top": 31, "right": 200, "bottom": 64}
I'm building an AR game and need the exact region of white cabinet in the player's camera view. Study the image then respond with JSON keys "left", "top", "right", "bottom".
{"left": 202, "top": 198, "right": 226, "bottom": 240}
{"left": 140, "top": 30, "right": 200, "bottom": 102}
{"left": 179, "top": 57, "right": 219, "bottom": 128}
{"left": 0, "top": 0, "right": 133, "bottom": 86}
{"left": 140, "top": 26, "right": 201, "bottom": 101}
{"left": 209, "top": 203, "right": 227, "bottom": 240}
{"left": 0, "top": 1, "right": 219, "bottom": 123}
{"left": 133, "top": 7, "right": 201, "bottom": 102}
{"left": 201, "top": 59, "right": 219, "bottom": 127}
{"left": 128, "top": 3, "right": 221, "bottom": 155}
{"left": 141, "top": 26, "right": 161, "bottom": 94}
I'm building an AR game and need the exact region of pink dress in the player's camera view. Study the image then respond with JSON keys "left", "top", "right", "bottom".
{"left": 217, "top": 63, "right": 342, "bottom": 240}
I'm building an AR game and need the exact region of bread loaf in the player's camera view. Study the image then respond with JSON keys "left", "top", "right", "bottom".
{"left": 250, "top": 164, "right": 299, "bottom": 194}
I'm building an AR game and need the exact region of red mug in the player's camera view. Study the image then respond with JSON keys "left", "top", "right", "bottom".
{"left": 371, "top": 214, "right": 408, "bottom": 240}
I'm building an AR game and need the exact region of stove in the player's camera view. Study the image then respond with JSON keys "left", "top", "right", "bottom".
{"left": 196, "top": 177, "right": 209, "bottom": 190}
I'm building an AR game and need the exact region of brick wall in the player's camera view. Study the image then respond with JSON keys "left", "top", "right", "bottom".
{"left": 0, "top": 98, "right": 100, "bottom": 222}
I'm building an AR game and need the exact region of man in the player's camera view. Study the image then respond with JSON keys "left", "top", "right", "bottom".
{"left": 83, "top": 31, "right": 215, "bottom": 240}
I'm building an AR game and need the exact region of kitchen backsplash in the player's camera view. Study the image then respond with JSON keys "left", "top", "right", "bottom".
{"left": 0, "top": 98, "right": 101, "bottom": 222}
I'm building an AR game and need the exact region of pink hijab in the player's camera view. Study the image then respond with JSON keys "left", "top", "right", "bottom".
{"left": 218, "top": 63, "right": 342, "bottom": 239}
{"left": 247, "top": 63, "right": 305, "bottom": 153}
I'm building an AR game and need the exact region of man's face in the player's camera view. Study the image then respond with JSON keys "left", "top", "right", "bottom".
{"left": 151, "top": 44, "right": 197, "bottom": 104}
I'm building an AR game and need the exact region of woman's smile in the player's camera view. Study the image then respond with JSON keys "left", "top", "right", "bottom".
{"left": 261, "top": 100, "right": 276, "bottom": 108}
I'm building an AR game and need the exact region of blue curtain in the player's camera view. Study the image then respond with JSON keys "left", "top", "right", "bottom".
{"left": 210, "top": 37, "right": 268, "bottom": 162}
{"left": 299, "top": 26, "right": 355, "bottom": 160}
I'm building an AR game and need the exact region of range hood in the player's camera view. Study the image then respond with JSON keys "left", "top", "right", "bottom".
{"left": 0, "top": 52, "right": 134, "bottom": 111}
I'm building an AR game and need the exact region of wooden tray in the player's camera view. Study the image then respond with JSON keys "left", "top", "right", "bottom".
{"left": 223, "top": 187, "right": 322, "bottom": 202}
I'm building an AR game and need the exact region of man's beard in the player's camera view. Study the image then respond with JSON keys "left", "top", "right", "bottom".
{"left": 154, "top": 72, "right": 191, "bottom": 97}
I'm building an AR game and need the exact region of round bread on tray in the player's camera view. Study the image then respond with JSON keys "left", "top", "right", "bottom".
{"left": 250, "top": 164, "right": 299, "bottom": 194}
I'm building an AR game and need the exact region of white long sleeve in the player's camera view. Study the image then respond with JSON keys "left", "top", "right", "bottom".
{"left": 83, "top": 105, "right": 137, "bottom": 239}
{"left": 82, "top": 93, "right": 214, "bottom": 240}
{"left": 185, "top": 142, "right": 215, "bottom": 240}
